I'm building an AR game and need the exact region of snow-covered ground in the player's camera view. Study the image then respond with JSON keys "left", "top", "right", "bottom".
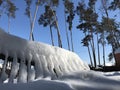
{"left": 0, "top": 71, "right": 120, "bottom": 90}
{"left": 103, "top": 71, "right": 120, "bottom": 81}
{"left": 0, "top": 28, "right": 120, "bottom": 90}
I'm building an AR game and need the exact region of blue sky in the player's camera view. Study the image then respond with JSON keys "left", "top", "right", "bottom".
{"left": 0, "top": 0, "right": 113, "bottom": 65}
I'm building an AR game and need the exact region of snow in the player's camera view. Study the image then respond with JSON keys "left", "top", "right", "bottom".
{"left": 0, "top": 71, "right": 120, "bottom": 90}
{"left": 60, "top": 71, "right": 120, "bottom": 90}
{"left": 0, "top": 79, "right": 73, "bottom": 90}
{"left": 0, "top": 28, "right": 89, "bottom": 82}
{"left": 0, "top": 28, "right": 120, "bottom": 90}
{"left": 104, "top": 71, "right": 120, "bottom": 81}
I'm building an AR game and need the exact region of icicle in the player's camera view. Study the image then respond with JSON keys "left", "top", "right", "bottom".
{"left": 0, "top": 51, "right": 8, "bottom": 83}
{"left": 27, "top": 53, "right": 35, "bottom": 82}
{"left": 34, "top": 54, "right": 43, "bottom": 79}
{"left": 45, "top": 55, "right": 57, "bottom": 79}
{"left": 40, "top": 55, "right": 51, "bottom": 78}
{"left": 17, "top": 53, "right": 27, "bottom": 83}
{"left": 57, "top": 57, "right": 68, "bottom": 74}
{"left": 67, "top": 57, "right": 76, "bottom": 71}
{"left": 27, "top": 67, "right": 35, "bottom": 82}
{"left": 9, "top": 53, "right": 19, "bottom": 83}
{"left": 51, "top": 56, "right": 63, "bottom": 78}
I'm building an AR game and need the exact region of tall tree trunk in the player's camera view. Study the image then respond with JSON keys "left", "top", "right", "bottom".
{"left": 8, "top": 15, "right": 10, "bottom": 33}
{"left": 29, "top": 0, "right": 40, "bottom": 41}
{"left": 55, "top": 20, "right": 62, "bottom": 48}
{"left": 49, "top": 25, "right": 54, "bottom": 46}
{"left": 52, "top": 11, "right": 62, "bottom": 48}
{"left": 88, "top": 45, "right": 93, "bottom": 67}
{"left": 90, "top": 32, "right": 97, "bottom": 67}
{"left": 90, "top": 40, "right": 97, "bottom": 67}
{"left": 97, "top": 33, "right": 101, "bottom": 66}
{"left": 102, "top": 31, "right": 105, "bottom": 66}
{"left": 85, "top": 33, "right": 93, "bottom": 67}
{"left": 70, "top": 30, "right": 74, "bottom": 52}
{"left": 112, "top": 46, "right": 117, "bottom": 65}
{"left": 64, "top": 6, "right": 70, "bottom": 50}
{"left": 103, "top": 42, "right": 105, "bottom": 66}
{"left": 29, "top": 12, "right": 35, "bottom": 41}
{"left": 29, "top": 11, "right": 34, "bottom": 41}
{"left": 47, "top": 4, "right": 62, "bottom": 48}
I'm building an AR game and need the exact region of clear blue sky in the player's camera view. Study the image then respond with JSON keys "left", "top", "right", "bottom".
{"left": 0, "top": 0, "right": 113, "bottom": 65}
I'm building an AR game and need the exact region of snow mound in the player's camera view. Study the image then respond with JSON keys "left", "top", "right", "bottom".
{"left": 0, "top": 28, "right": 89, "bottom": 83}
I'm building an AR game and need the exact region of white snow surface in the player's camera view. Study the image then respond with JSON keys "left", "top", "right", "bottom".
{"left": 0, "top": 28, "right": 89, "bottom": 83}
{"left": 0, "top": 71, "right": 120, "bottom": 90}
{"left": 0, "top": 28, "right": 120, "bottom": 90}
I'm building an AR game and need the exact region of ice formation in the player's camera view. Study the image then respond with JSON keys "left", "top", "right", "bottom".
{"left": 0, "top": 28, "right": 89, "bottom": 83}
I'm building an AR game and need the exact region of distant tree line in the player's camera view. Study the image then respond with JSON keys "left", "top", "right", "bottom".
{"left": 0, "top": 0, "right": 120, "bottom": 68}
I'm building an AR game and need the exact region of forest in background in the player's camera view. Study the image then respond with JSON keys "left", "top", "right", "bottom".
{"left": 0, "top": 0, "right": 120, "bottom": 68}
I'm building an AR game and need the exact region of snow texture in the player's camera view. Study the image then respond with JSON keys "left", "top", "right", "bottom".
{"left": 0, "top": 28, "right": 89, "bottom": 83}
{"left": 0, "top": 71, "right": 120, "bottom": 90}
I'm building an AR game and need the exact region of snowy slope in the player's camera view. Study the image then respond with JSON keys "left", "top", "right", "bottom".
{"left": 0, "top": 71, "right": 120, "bottom": 90}
{"left": 0, "top": 28, "right": 89, "bottom": 83}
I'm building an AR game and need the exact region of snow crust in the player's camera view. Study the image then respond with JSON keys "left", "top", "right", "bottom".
{"left": 0, "top": 71, "right": 120, "bottom": 90}
{"left": 0, "top": 28, "right": 89, "bottom": 83}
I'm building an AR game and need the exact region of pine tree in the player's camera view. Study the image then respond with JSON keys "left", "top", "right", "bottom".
{"left": 0, "top": 0, "right": 17, "bottom": 33}
{"left": 76, "top": 0, "right": 98, "bottom": 67}
{"left": 38, "top": 5, "right": 55, "bottom": 46}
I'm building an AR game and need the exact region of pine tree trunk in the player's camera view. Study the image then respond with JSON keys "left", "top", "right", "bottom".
{"left": 102, "top": 31, "right": 105, "bottom": 66}
{"left": 50, "top": 25, "right": 54, "bottom": 46}
{"left": 29, "top": 12, "right": 35, "bottom": 41}
{"left": 103, "top": 42, "right": 105, "bottom": 66}
{"left": 64, "top": 7, "right": 70, "bottom": 50}
{"left": 52, "top": 11, "right": 62, "bottom": 48}
{"left": 90, "top": 32, "right": 97, "bottom": 67}
{"left": 56, "top": 21, "right": 62, "bottom": 48}
{"left": 29, "top": 0, "right": 40, "bottom": 41}
{"left": 48, "top": 5, "right": 62, "bottom": 48}
{"left": 8, "top": 15, "right": 10, "bottom": 33}
{"left": 70, "top": 30, "right": 74, "bottom": 52}
{"left": 97, "top": 33, "right": 101, "bottom": 66}
{"left": 84, "top": 33, "right": 93, "bottom": 67}
{"left": 88, "top": 45, "right": 93, "bottom": 67}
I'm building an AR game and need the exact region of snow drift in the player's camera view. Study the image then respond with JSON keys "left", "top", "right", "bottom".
{"left": 0, "top": 28, "right": 89, "bottom": 83}
{"left": 0, "top": 71, "right": 120, "bottom": 90}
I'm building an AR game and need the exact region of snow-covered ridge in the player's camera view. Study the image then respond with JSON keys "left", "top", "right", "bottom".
{"left": 0, "top": 28, "right": 89, "bottom": 83}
